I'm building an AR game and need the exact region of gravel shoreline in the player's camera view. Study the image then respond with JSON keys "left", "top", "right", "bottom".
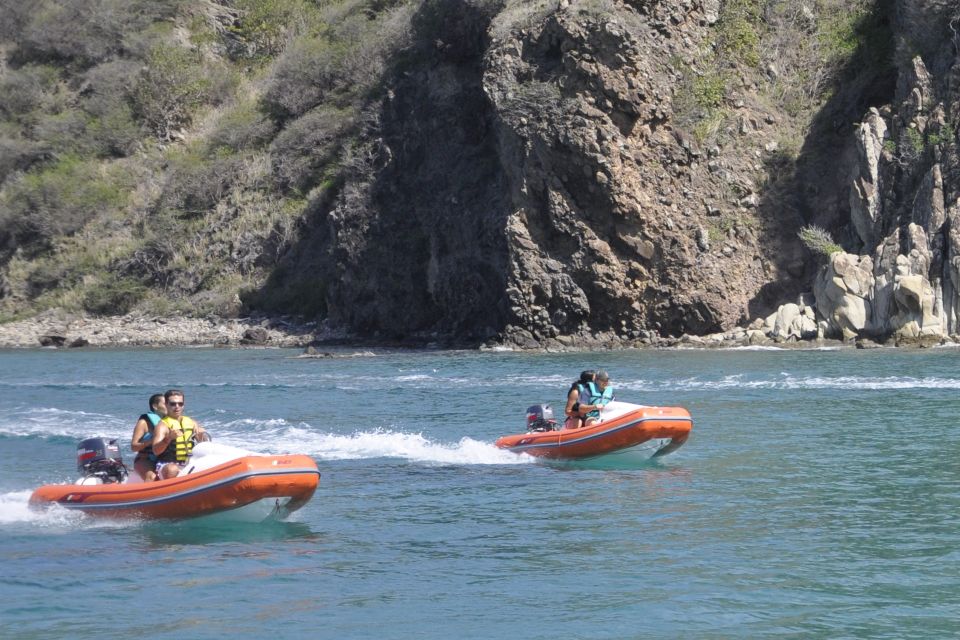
{"left": 2, "top": 310, "right": 955, "bottom": 351}
{"left": 0, "top": 311, "right": 322, "bottom": 349}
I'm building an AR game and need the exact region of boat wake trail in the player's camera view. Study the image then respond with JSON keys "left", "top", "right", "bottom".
{"left": 235, "top": 427, "right": 531, "bottom": 465}
{"left": 0, "top": 490, "right": 130, "bottom": 528}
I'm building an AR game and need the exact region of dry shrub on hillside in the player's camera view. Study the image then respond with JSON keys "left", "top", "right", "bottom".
{"left": 260, "top": 36, "right": 347, "bottom": 120}
{"left": 261, "top": 3, "right": 414, "bottom": 121}
{"left": 0, "top": 137, "right": 46, "bottom": 185}
{"left": 227, "top": 0, "right": 321, "bottom": 60}
{"left": 131, "top": 44, "right": 216, "bottom": 141}
{"left": 269, "top": 107, "right": 355, "bottom": 192}
{"left": 0, "top": 156, "right": 130, "bottom": 253}
{"left": 155, "top": 146, "right": 248, "bottom": 217}
{"left": 761, "top": 0, "right": 890, "bottom": 117}
{"left": 8, "top": 0, "right": 182, "bottom": 68}
{"left": 208, "top": 100, "right": 278, "bottom": 154}
{"left": 0, "top": 65, "right": 63, "bottom": 125}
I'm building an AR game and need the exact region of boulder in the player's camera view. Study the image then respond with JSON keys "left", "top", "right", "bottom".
{"left": 890, "top": 272, "right": 942, "bottom": 337}
{"left": 240, "top": 327, "right": 270, "bottom": 345}
{"left": 813, "top": 252, "right": 874, "bottom": 338}
{"left": 38, "top": 335, "right": 67, "bottom": 347}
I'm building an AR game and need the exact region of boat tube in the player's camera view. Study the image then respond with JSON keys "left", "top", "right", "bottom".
{"left": 495, "top": 401, "right": 692, "bottom": 460}
{"left": 30, "top": 440, "right": 320, "bottom": 521}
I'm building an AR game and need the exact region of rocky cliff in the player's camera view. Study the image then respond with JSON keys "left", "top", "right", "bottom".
{"left": 266, "top": 0, "right": 794, "bottom": 347}
{"left": 3, "top": 0, "right": 959, "bottom": 349}
{"left": 808, "top": 0, "right": 960, "bottom": 346}
{"left": 270, "top": 0, "right": 918, "bottom": 347}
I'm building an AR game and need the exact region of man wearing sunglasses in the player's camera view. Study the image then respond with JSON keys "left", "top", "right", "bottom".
{"left": 151, "top": 389, "right": 208, "bottom": 480}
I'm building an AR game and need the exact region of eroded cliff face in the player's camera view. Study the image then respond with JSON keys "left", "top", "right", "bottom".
{"left": 309, "top": 0, "right": 791, "bottom": 347}
{"left": 811, "top": 0, "right": 960, "bottom": 344}
{"left": 482, "top": 1, "right": 774, "bottom": 346}
{"left": 3, "top": 0, "right": 955, "bottom": 348}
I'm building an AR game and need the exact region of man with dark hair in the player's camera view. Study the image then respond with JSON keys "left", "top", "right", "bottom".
{"left": 151, "top": 389, "right": 208, "bottom": 480}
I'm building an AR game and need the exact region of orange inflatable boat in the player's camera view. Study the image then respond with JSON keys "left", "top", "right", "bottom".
{"left": 30, "top": 442, "right": 320, "bottom": 521}
{"left": 495, "top": 401, "right": 692, "bottom": 460}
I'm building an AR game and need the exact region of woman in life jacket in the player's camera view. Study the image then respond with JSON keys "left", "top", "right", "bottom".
{"left": 131, "top": 393, "right": 166, "bottom": 481}
{"left": 582, "top": 370, "right": 614, "bottom": 427}
{"left": 564, "top": 370, "right": 597, "bottom": 430}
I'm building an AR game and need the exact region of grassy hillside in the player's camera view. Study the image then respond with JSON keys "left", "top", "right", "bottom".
{"left": 0, "top": 0, "right": 417, "bottom": 321}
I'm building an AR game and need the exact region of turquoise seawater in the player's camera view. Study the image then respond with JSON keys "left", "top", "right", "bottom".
{"left": 2, "top": 346, "right": 960, "bottom": 639}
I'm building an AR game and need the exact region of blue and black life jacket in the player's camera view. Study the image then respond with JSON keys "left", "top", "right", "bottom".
{"left": 137, "top": 411, "right": 162, "bottom": 459}
{"left": 584, "top": 381, "right": 614, "bottom": 418}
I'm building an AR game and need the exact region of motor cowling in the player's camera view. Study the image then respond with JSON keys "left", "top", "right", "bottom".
{"left": 525, "top": 404, "right": 557, "bottom": 432}
{"left": 76, "top": 437, "right": 127, "bottom": 484}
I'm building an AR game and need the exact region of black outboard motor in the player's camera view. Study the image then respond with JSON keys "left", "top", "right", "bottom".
{"left": 526, "top": 404, "right": 558, "bottom": 432}
{"left": 76, "top": 437, "right": 128, "bottom": 484}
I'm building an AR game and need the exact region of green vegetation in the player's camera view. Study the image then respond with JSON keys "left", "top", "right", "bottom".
{"left": 131, "top": 44, "right": 218, "bottom": 141}
{"left": 763, "top": 1, "right": 894, "bottom": 122}
{"left": 0, "top": 0, "right": 417, "bottom": 320}
{"left": 1, "top": 155, "right": 130, "bottom": 252}
{"left": 82, "top": 274, "right": 149, "bottom": 316}
{"left": 927, "top": 122, "right": 955, "bottom": 148}
{"left": 798, "top": 225, "right": 842, "bottom": 257}
{"left": 673, "top": 0, "right": 764, "bottom": 144}
{"left": 672, "top": 60, "right": 732, "bottom": 144}
{"left": 228, "top": 0, "right": 323, "bottom": 60}
{"left": 716, "top": 0, "right": 762, "bottom": 67}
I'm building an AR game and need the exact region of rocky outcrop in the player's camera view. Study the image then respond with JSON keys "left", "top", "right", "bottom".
{"left": 763, "top": 297, "right": 818, "bottom": 342}
{"left": 849, "top": 109, "right": 888, "bottom": 251}
{"left": 814, "top": 253, "right": 874, "bottom": 340}
{"left": 745, "top": 0, "right": 959, "bottom": 347}
{"left": 811, "top": 249, "right": 943, "bottom": 341}
{"left": 484, "top": 3, "right": 785, "bottom": 344}
{"left": 293, "top": 0, "right": 789, "bottom": 349}
{"left": 245, "top": 0, "right": 960, "bottom": 349}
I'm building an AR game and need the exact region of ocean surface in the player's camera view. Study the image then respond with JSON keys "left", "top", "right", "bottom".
{"left": 2, "top": 345, "right": 960, "bottom": 639}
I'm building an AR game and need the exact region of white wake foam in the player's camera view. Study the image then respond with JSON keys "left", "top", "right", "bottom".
{"left": 614, "top": 373, "right": 960, "bottom": 392}
{"left": 0, "top": 407, "right": 125, "bottom": 439}
{"left": 219, "top": 427, "right": 530, "bottom": 465}
{"left": 0, "top": 490, "right": 130, "bottom": 528}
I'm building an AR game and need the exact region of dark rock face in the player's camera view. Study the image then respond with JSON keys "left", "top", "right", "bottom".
{"left": 273, "top": 1, "right": 510, "bottom": 343}
{"left": 301, "top": 1, "right": 777, "bottom": 345}
{"left": 38, "top": 335, "right": 66, "bottom": 347}
{"left": 330, "top": 2, "right": 510, "bottom": 341}
{"left": 240, "top": 327, "right": 270, "bottom": 345}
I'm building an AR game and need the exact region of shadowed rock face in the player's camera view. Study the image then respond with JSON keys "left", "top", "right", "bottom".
{"left": 322, "top": 2, "right": 512, "bottom": 342}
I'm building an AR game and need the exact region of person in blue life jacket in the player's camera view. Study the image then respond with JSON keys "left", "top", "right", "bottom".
{"left": 131, "top": 393, "right": 166, "bottom": 481}
{"left": 582, "top": 370, "right": 615, "bottom": 427}
{"left": 564, "top": 370, "right": 598, "bottom": 430}
{"left": 151, "top": 389, "right": 208, "bottom": 480}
